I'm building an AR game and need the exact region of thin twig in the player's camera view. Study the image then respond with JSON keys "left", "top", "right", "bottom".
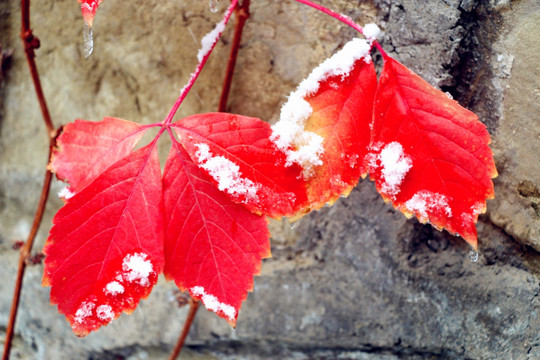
{"left": 163, "top": 0, "right": 239, "bottom": 125}
{"left": 2, "top": 1, "right": 56, "bottom": 359}
{"left": 2, "top": 162, "right": 53, "bottom": 360}
{"left": 20, "top": 0, "right": 55, "bottom": 138}
{"left": 218, "top": 0, "right": 250, "bottom": 112}
{"left": 167, "top": 1, "right": 251, "bottom": 359}
{"left": 168, "top": 299, "right": 200, "bottom": 360}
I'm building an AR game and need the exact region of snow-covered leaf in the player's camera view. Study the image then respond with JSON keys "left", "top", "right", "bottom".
{"left": 163, "top": 141, "right": 270, "bottom": 325}
{"left": 368, "top": 57, "right": 497, "bottom": 248}
{"left": 172, "top": 113, "right": 308, "bottom": 218}
{"left": 43, "top": 144, "right": 164, "bottom": 336}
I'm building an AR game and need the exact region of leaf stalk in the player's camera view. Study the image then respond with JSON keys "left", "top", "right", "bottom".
{"left": 3, "top": 2, "right": 57, "bottom": 358}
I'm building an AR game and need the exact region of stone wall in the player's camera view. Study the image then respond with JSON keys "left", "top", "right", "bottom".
{"left": 1, "top": 0, "right": 539, "bottom": 359}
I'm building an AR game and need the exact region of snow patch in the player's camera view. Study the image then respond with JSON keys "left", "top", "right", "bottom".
{"left": 80, "top": 3, "right": 93, "bottom": 12}
{"left": 96, "top": 305, "right": 114, "bottom": 322}
{"left": 191, "top": 286, "right": 236, "bottom": 322}
{"left": 105, "top": 281, "right": 124, "bottom": 296}
{"left": 122, "top": 253, "right": 154, "bottom": 287}
{"left": 58, "top": 186, "right": 74, "bottom": 200}
{"left": 405, "top": 191, "right": 452, "bottom": 220}
{"left": 461, "top": 202, "right": 485, "bottom": 225}
{"left": 330, "top": 175, "right": 346, "bottom": 188}
{"left": 271, "top": 38, "right": 372, "bottom": 179}
{"left": 74, "top": 301, "right": 95, "bottom": 324}
{"left": 363, "top": 23, "right": 381, "bottom": 42}
{"left": 195, "top": 143, "right": 259, "bottom": 201}
{"left": 197, "top": 19, "right": 226, "bottom": 62}
{"left": 376, "top": 142, "right": 412, "bottom": 196}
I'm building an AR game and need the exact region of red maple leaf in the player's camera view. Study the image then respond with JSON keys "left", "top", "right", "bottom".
{"left": 172, "top": 113, "right": 308, "bottom": 218}
{"left": 367, "top": 57, "right": 497, "bottom": 248}
{"left": 163, "top": 139, "right": 270, "bottom": 326}
{"left": 270, "top": 38, "right": 377, "bottom": 214}
{"left": 44, "top": 114, "right": 304, "bottom": 335}
{"left": 44, "top": 143, "right": 164, "bottom": 336}
{"left": 275, "top": 38, "right": 496, "bottom": 247}
{"left": 49, "top": 117, "right": 145, "bottom": 195}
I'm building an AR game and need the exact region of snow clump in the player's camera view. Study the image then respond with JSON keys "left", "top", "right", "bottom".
{"left": 271, "top": 38, "right": 372, "bottom": 179}
{"left": 122, "top": 253, "right": 154, "bottom": 287}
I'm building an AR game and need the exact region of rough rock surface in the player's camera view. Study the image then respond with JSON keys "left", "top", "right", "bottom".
{"left": 0, "top": 0, "right": 539, "bottom": 359}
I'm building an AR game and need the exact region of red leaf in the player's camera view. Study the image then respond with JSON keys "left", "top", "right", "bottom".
{"left": 302, "top": 58, "right": 377, "bottom": 209}
{"left": 368, "top": 57, "right": 497, "bottom": 248}
{"left": 79, "top": 0, "right": 102, "bottom": 26}
{"left": 269, "top": 38, "right": 376, "bottom": 214}
{"left": 49, "top": 117, "right": 145, "bottom": 196}
{"left": 172, "top": 113, "right": 308, "bottom": 218}
{"left": 43, "top": 143, "right": 164, "bottom": 336}
{"left": 163, "top": 140, "right": 270, "bottom": 325}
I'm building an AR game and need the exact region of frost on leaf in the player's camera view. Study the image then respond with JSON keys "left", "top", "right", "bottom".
{"left": 122, "top": 253, "right": 154, "bottom": 287}
{"left": 105, "top": 281, "right": 124, "bottom": 296}
{"left": 369, "top": 56, "right": 497, "bottom": 248}
{"left": 368, "top": 142, "right": 412, "bottom": 198}
{"left": 194, "top": 143, "right": 260, "bottom": 201}
{"left": 74, "top": 301, "right": 95, "bottom": 324}
{"left": 96, "top": 305, "right": 114, "bottom": 321}
{"left": 58, "top": 187, "right": 75, "bottom": 200}
{"left": 43, "top": 145, "right": 164, "bottom": 336}
{"left": 271, "top": 38, "right": 377, "bottom": 214}
{"left": 163, "top": 142, "right": 270, "bottom": 326}
{"left": 404, "top": 191, "right": 452, "bottom": 222}
{"left": 271, "top": 38, "right": 373, "bottom": 180}
{"left": 191, "top": 286, "right": 236, "bottom": 322}
{"left": 49, "top": 117, "right": 145, "bottom": 194}
{"left": 173, "top": 113, "right": 308, "bottom": 218}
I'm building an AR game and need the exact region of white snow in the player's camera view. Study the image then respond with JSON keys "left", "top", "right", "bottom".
{"left": 363, "top": 23, "right": 381, "bottom": 42}
{"left": 208, "top": 0, "right": 221, "bottom": 13}
{"left": 195, "top": 143, "right": 259, "bottom": 201}
{"left": 96, "top": 304, "right": 114, "bottom": 322}
{"left": 122, "top": 253, "right": 153, "bottom": 287}
{"left": 191, "top": 286, "right": 236, "bottom": 321}
{"left": 74, "top": 301, "right": 95, "bottom": 324}
{"left": 80, "top": 3, "right": 93, "bottom": 12}
{"left": 377, "top": 142, "right": 412, "bottom": 196}
{"left": 58, "top": 186, "right": 75, "bottom": 200}
{"left": 461, "top": 202, "right": 485, "bottom": 225}
{"left": 405, "top": 191, "right": 452, "bottom": 220}
{"left": 197, "top": 19, "right": 226, "bottom": 62}
{"left": 271, "top": 38, "right": 372, "bottom": 179}
{"left": 104, "top": 281, "right": 125, "bottom": 296}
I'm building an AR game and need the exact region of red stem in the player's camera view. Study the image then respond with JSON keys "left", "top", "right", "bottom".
{"left": 163, "top": 0, "right": 239, "bottom": 126}
{"left": 3, "top": 1, "right": 56, "bottom": 358}
{"left": 2, "top": 161, "right": 53, "bottom": 360}
{"left": 20, "top": 0, "right": 55, "bottom": 138}
{"left": 293, "top": 0, "right": 364, "bottom": 34}
{"left": 168, "top": 299, "right": 200, "bottom": 360}
{"left": 218, "top": 0, "right": 250, "bottom": 112}
{"left": 292, "top": 0, "right": 389, "bottom": 59}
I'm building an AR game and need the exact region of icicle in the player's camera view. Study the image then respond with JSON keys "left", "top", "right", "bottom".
{"left": 83, "top": 22, "right": 94, "bottom": 58}
{"left": 209, "top": 0, "right": 222, "bottom": 13}
{"left": 468, "top": 249, "right": 479, "bottom": 263}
